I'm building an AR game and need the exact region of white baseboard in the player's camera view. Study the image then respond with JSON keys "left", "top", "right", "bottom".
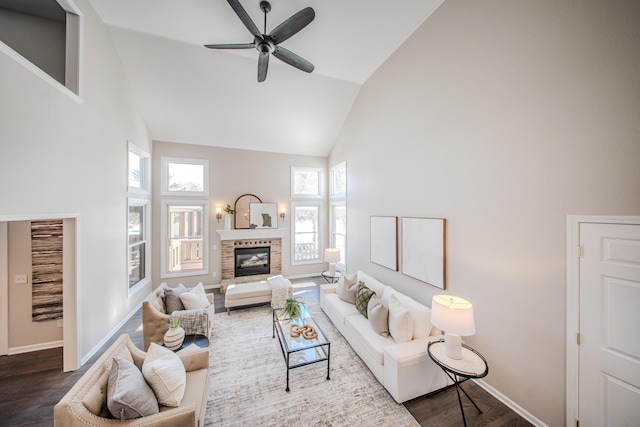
{"left": 286, "top": 273, "right": 321, "bottom": 280}
{"left": 80, "top": 300, "right": 142, "bottom": 366}
{"left": 8, "top": 339, "right": 63, "bottom": 355}
{"left": 474, "top": 379, "right": 548, "bottom": 427}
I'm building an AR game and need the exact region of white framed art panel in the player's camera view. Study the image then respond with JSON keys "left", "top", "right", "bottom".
{"left": 401, "top": 217, "right": 446, "bottom": 289}
{"left": 370, "top": 216, "right": 398, "bottom": 271}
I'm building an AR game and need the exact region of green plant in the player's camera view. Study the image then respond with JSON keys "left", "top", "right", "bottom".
{"left": 224, "top": 204, "right": 236, "bottom": 215}
{"left": 167, "top": 319, "right": 181, "bottom": 330}
{"left": 281, "top": 297, "right": 304, "bottom": 320}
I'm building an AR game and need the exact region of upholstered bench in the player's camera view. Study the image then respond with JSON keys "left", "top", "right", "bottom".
{"left": 224, "top": 275, "right": 293, "bottom": 315}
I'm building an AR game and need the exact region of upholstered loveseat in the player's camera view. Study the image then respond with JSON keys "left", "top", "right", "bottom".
{"left": 320, "top": 270, "right": 451, "bottom": 403}
{"left": 54, "top": 334, "right": 210, "bottom": 426}
{"left": 142, "top": 282, "right": 214, "bottom": 351}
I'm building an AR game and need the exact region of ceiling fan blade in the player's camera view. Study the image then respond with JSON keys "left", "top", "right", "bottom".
{"left": 205, "top": 43, "right": 254, "bottom": 49}
{"left": 273, "top": 46, "right": 314, "bottom": 73}
{"left": 269, "top": 7, "right": 315, "bottom": 44}
{"left": 257, "top": 53, "right": 269, "bottom": 82}
{"left": 227, "top": 0, "right": 261, "bottom": 38}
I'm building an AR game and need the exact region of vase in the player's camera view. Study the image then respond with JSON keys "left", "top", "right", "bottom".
{"left": 164, "top": 326, "right": 185, "bottom": 350}
{"left": 224, "top": 215, "right": 232, "bottom": 230}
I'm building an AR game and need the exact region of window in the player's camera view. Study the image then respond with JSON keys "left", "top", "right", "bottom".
{"left": 292, "top": 202, "right": 322, "bottom": 264}
{"left": 161, "top": 200, "right": 209, "bottom": 278}
{"left": 330, "top": 161, "right": 346, "bottom": 197}
{"left": 291, "top": 166, "right": 323, "bottom": 198}
{"left": 128, "top": 199, "right": 150, "bottom": 291}
{"left": 330, "top": 202, "right": 346, "bottom": 265}
{"left": 128, "top": 142, "right": 150, "bottom": 193}
{"left": 161, "top": 157, "right": 209, "bottom": 196}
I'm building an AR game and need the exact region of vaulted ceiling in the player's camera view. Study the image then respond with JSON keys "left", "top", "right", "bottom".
{"left": 88, "top": 0, "right": 445, "bottom": 156}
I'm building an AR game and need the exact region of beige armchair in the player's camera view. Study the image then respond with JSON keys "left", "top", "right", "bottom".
{"left": 142, "top": 283, "right": 214, "bottom": 351}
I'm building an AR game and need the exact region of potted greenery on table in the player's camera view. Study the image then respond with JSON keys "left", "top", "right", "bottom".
{"left": 224, "top": 203, "right": 236, "bottom": 230}
{"left": 164, "top": 319, "right": 185, "bottom": 350}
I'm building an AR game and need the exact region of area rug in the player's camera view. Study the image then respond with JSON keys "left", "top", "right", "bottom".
{"left": 205, "top": 300, "right": 419, "bottom": 427}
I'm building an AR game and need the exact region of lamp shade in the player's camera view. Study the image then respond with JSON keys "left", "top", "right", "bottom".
{"left": 431, "top": 295, "right": 476, "bottom": 336}
{"left": 324, "top": 248, "right": 341, "bottom": 263}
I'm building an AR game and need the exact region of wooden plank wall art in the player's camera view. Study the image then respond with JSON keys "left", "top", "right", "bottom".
{"left": 31, "top": 220, "right": 63, "bottom": 321}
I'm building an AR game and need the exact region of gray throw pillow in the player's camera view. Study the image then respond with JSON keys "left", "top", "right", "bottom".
{"left": 164, "top": 284, "right": 187, "bottom": 314}
{"left": 368, "top": 296, "right": 389, "bottom": 337}
{"left": 338, "top": 274, "right": 358, "bottom": 304}
{"left": 107, "top": 358, "right": 159, "bottom": 420}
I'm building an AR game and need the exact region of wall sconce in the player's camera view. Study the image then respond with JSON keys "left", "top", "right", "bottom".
{"left": 430, "top": 295, "right": 476, "bottom": 360}
{"left": 280, "top": 207, "right": 286, "bottom": 221}
{"left": 215, "top": 207, "right": 222, "bottom": 222}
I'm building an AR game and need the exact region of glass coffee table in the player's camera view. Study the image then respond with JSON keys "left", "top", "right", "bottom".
{"left": 272, "top": 305, "right": 331, "bottom": 391}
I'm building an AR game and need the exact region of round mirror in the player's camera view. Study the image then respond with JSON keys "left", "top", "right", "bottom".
{"left": 234, "top": 194, "right": 262, "bottom": 229}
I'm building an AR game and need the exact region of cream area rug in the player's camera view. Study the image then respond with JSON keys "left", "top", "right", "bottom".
{"left": 205, "top": 300, "right": 420, "bottom": 427}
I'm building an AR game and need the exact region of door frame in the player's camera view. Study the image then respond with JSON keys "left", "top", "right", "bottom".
{"left": 0, "top": 213, "right": 80, "bottom": 372}
{"left": 565, "top": 215, "right": 640, "bottom": 426}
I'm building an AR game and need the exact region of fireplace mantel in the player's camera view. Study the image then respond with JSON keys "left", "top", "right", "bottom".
{"left": 216, "top": 228, "right": 287, "bottom": 241}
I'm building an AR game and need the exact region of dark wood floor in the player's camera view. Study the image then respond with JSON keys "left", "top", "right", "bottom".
{"left": 0, "top": 277, "right": 532, "bottom": 426}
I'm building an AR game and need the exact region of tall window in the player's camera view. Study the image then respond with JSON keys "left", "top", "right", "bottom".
{"left": 292, "top": 202, "right": 322, "bottom": 264}
{"left": 329, "top": 161, "right": 347, "bottom": 266}
{"left": 127, "top": 142, "right": 150, "bottom": 295}
{"left": 291, "top": 166, "right": 323, "bottom": 198}
{"left": 128, "top": 200, "right": 149, "bottom": 289}
{"left": 330, "top": 202, "right": 346, "bottom": 265}
{"left": 161, "top": 201, "right": 209, "bottom": 278}
{"left": 161, "top": 157, "right": 209, "bottom": 196}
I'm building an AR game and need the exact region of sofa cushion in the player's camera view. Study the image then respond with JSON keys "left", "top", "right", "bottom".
{"left": 142, "top": 343, "right": 186, "bottom": 407}
{"left": 388, "top": 294, "right": 414, "bottom": 343}
{"left": 107, "top": 357, "right": 159, "bottom": 420}
{"left": 344, "top": 314, "right": 395, "bottom": 366}
{"left": 225, "top": 282, "right": 272, "bottom": 300}
{"left": 338, "top": 274, "right": 358, "bottom": 304}
{"left": 164, "top": 284, "right": 187, "bottom": 314}
{"left": 355, "top": 281, "right": 375, "bottom": 318}
{"left": 180, "top": 283, "right": 210, "bottom": 310}
{"left": 368, "top": 296, "right": 389, "bottom": 337}
{"left": 335, "top": 271, "right": 357, "bottom": 296}
{"left": 382, "top": 289, "right": 433, "bottom": 339}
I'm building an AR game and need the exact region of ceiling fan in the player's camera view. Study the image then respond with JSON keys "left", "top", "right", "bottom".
{"left": 205, "top": 0, "right": 315, "bottom": 82}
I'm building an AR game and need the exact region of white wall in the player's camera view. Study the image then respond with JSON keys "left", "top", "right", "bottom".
{"left": 0, "top": 0, "right": 151, "bottom": 360}
{"left": 152, "top": 141, "right": 328, "bottom": 287}
{"left": 329, "top": 0, "right": 640, "bottom": 425}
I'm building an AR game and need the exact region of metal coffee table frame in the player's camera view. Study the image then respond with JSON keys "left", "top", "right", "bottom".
{"left": 272, "top": 305, "right": 331, "bottom": 391}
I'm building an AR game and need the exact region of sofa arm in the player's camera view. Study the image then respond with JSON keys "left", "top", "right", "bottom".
{"left": 320, "top": 283, "right": 338, "bottom": 294}
{"left": 178, "top": 348, "right": 210, "bottom": 372}
{"left": 143, "top": 301, "right": 171, "bottom": 351}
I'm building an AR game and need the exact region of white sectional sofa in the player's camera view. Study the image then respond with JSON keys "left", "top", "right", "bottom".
{"left": 320, "top": 270, "right": 451, "bottom": 403}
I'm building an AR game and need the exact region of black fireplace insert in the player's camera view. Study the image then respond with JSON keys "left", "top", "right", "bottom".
{"left": 235, "top": 246, "right": 270, "bottom": 277}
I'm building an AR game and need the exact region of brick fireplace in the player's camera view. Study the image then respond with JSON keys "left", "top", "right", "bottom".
{"left": 217, "top": 229, "right": 284, "bottom": 292}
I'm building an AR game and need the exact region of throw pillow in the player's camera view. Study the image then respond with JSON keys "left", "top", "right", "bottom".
{"left": 107, "top": 357, "right": 159, "bottom": 420}
{"left": 335, "top": 272, "right": 356, "bottom": 296}
{"left": 338, "top": 273, "right": 358, "bottom": 304}
{"left": 164, "top": 284, "right": 187, "bottom": 314}
{"left": 388, "top": 294, "right": 414, "bottom": 343}
{"left": 367, "top": 296, "right": 390, "bottom": 337}
{"left": 142, "top": 343, "right": 186, "bottom": 407}
{"left": 179, "top": 283, "right": 210, "bottom": 310}
{"left": 355, "top": 281, "right": 375, "bottom": 318}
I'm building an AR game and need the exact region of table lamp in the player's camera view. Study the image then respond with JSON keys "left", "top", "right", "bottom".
{"left": 431, "top": 295, "right": 475, "bottom": 360}
{"left": 324, "top": 248, "right": 341, "bottom": 276}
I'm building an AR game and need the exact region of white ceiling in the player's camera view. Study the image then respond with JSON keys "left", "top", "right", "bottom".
{"left": 88, "top": 0, "right": 445, "bottom": 156}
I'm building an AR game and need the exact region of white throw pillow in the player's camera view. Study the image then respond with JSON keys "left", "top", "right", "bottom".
{"left": 388, "top": 294, "right": 414, "bottom": 343}
{"left": 142, "top": 343, "right": 186, "bottom": 407}
{"left": 179, "top": 283, "right": 210, "bottom": 310}
{"left": 335, "top": 272, "right": 356, "bottom": 296}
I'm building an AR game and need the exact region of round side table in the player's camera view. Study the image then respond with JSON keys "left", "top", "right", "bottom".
{"left": 427, "top": 339, "right": 488, "bottom": 427}
{"left": 321, "top": 270, "right": 340, "bottom": 283}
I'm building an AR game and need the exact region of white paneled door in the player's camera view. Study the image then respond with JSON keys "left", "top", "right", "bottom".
{"left": 579, "top": 223, "right": 640, "bottom": 426}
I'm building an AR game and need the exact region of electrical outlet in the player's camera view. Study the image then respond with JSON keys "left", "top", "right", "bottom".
{"left": 212, "top": 272, "right": 217, "bottom": 278}
{"left": 14, "top": 274, "right": 28, "bottom": 284}
{"left": 212, "top": 244, "right": 218, "bottom": 251}
{"left": 57, "top": 319, "right": 63, "bottom": 328}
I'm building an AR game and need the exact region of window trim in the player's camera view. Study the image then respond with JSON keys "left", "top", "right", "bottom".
{"left": 160, "top": 199, "right": 209, "bottom": 279}
{"left": 127, "top": 198, "right": 150, "bottom": 296}
{"left": 290, "top": 201, "right": 324, "bottom": 266}
{"left": 128, "top": 142, "right": 150, "bottom": 195}
{"left": 291, "top": 166, "right": 324, "bottom": 199}
{"left": 330, "top": 161, "right": 347, "bottom": 198}
{"left": 161, "top": 157, "right": 209, "bottom": 197}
